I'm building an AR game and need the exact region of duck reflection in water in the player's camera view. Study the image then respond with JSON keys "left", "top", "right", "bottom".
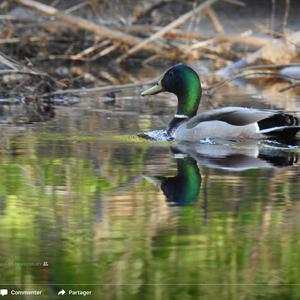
{"left": 159, "top": 152, "right": 201, "bottom": 206}
{"left": 145, "top": 142, "right": 298, "bottom": 206}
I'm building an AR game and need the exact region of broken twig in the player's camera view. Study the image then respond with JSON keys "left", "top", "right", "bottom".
{"left": 45, "top": 80, "right": 155, "bottom": 96}
{"left": 117, "top": 0, "right": 220, "bottom": 62}
{"left": 15, "top": 0, "right": 173, "bottom": 59}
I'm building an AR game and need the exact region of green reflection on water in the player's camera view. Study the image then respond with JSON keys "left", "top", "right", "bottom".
{"left": 0, "top": 131, "right": 300, "bottom": 300}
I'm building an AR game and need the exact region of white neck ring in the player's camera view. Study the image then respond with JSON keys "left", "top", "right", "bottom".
{"left": 174, "top": 114, "right": 189, "bottom": 119}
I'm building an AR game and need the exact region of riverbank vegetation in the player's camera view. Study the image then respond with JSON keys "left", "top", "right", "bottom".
{"left": 1, "top": 0, "right": 300, "bottom": 122}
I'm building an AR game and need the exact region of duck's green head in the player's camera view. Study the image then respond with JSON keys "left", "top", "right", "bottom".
{"left": 142, "top": 64, "right": 202, "bottom": 118}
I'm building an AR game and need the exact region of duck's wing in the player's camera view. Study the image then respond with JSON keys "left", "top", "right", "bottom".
{"left": 185, "top": 107, "right": 275, "bottom": 128}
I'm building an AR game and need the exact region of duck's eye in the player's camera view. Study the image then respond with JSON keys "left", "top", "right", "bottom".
{"left": 168, "top": 71, "right": 174, "bottom": 78}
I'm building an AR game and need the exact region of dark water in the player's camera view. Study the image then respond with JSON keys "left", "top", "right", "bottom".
{"left": 1, "top": 85, "right": 300, "bottom": 300}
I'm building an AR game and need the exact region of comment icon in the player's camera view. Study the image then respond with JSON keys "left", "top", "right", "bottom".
{"left": 0, "top": 289, "right": 8, "bottom": 296}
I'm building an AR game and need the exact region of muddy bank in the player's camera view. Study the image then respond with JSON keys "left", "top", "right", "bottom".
{"left": 1, "top": 0, "right": 300, "bottom": 123}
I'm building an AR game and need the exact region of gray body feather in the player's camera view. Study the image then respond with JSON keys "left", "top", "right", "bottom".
{"left": 173, "top": 106, "right": 300, "bottom": 141}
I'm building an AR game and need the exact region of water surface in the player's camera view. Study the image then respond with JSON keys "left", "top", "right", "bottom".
{"left": 1, "top": 85, "right": 300, "bottom": 299}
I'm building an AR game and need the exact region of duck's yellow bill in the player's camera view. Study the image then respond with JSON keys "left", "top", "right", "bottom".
{"left": 141, "top": 81, "right": 163, "bottom": 96}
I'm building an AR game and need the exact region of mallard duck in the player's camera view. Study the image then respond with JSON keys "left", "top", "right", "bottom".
{"left": 141, "top": 64, "right": 300, "bottom": 141}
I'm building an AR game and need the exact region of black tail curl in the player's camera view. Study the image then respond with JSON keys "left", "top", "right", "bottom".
{"left": 258, "top": 113, "right": 299, "bottom": 130}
